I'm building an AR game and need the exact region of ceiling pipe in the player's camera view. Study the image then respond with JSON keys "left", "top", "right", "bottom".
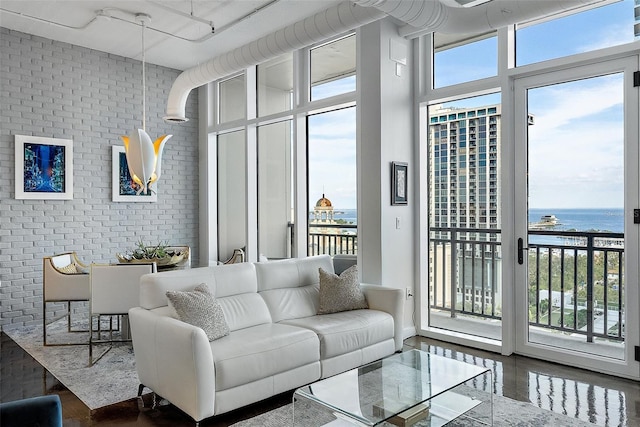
{"left": 351, "top": 0, "right": 606, "bottom": 38}
{"left": 164, "top": 2, "right": 384, "bottom": 122}
{"left": 164, "top": 0, "right": 606, "bottom": 123}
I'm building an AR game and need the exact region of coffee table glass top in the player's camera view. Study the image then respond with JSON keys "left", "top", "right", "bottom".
{"left": 294, "top": 349, "right": 492, "bottom": 426}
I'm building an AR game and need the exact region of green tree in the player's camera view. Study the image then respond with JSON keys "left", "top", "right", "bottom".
{"left": 564, "top": 309, "right": 588, "bottom": 329}
{"left": 539, "top": 299, "right": 549, "bottom": 316}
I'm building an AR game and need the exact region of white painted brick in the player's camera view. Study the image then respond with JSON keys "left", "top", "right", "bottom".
{"left": 1, "top": 28, "right": 199, "bottom": 329}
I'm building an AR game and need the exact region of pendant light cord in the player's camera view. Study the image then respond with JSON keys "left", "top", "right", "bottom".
{"left": 142, "top": 20, "right": 146, "bottom": 132}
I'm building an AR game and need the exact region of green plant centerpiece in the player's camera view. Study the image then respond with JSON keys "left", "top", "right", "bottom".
{"left": 116, "top": 240, "right": 188, "bottom": 268}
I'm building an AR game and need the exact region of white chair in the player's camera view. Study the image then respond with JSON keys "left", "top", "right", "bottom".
{"left": 42, "top": 252, "right": 91, "bottom": 346}
{"left": 89, "top": 263, "right": 156, "bottom": 365}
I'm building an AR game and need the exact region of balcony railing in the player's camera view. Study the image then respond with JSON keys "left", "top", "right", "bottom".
{"left": 528, "top": 230, "right": 624, "bottom": 342}
{"left": 430, "top": 227, "right": 502, "bottom": 319}
{"left": 429, "top": 227, "right": 625, "bottom": 343}
{"left": 308, "top": 224, "right": 357, "bottom": 256}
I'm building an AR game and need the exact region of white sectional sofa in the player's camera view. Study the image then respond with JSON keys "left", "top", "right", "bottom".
{"left": 128, "top": 255, "right": 404, "bottom": 424}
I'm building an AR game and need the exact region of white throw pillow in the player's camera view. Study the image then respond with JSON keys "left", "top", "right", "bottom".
{"left": 165, "top": 284, "right": 229, "bottom": 341}
{"left": 317, "top": 265, "right": 368, "bottom": 314}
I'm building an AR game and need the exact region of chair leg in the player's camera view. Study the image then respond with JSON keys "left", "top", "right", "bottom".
{"left": 88, "top": 314, "right": 115, "bottom": 366}
{"left": 43, "top": 300, "right": 89, "bottom": 346}
{"left": 43, "top": 301, "right": 47, "bottom": 346}
{"left": 67, "top": 301, "right": 72, "bottom": 333}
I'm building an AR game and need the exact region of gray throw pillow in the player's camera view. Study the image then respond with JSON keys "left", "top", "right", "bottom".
{"left": 166, "top": 284, "right": 229, "bottom": 341}
{"left": 318, "top": 265, "right": 368, "bottom": 314}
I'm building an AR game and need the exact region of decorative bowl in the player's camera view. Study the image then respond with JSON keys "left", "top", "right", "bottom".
{"left": 116, "top": 248, "right": 189, "bottom": 269}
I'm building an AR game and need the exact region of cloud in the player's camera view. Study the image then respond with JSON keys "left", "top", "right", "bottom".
{"left": 527, "top": 76, "right": 623, "bottom": 161}
{"left": 525, "top": 74, "right": 624, "bottom": 208}
{"left": 528, "top": 75, "right": 622, "bottom": 135}
{"left": 308, "top": 107, "right": 357, "bottom": 208}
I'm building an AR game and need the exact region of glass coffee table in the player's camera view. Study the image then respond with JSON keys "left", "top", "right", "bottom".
{"left": 293, "top": 349, "right": 493, "bottom": 426}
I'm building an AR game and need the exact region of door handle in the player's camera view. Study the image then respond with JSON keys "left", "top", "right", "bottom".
{"left": 517, "top": 238, "right": 528, "bottom": 265}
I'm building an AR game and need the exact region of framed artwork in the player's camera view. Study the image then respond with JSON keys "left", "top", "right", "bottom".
{"left": 15, "top": 135, "right": 73, "bottom": 200}
{"left": 112, "top": 146, "right": 157, "bottom": 202}
{"left": 391, "top": 161, "right": 408, "bottom": 205}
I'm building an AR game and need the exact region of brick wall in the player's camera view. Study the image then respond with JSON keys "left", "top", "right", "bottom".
{"left": 0, "top": 28, "right": 200, "bottom": 329}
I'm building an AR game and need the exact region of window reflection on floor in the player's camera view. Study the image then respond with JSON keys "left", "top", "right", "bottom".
{"left": 405, "top": 336, "right": 640, "bottom": 426}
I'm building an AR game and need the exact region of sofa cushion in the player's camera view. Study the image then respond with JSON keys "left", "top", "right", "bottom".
{"left": 217, "top": 293, "right": 272, "bottom": 332}
{"left": 256, "top": 255, "right": 333, "bottom": 291}
{"left": 318, "top": 265, "right": 367, "bottom": 314}
{"left": 281, "top": 309, "right": 394, "bottom": 359}
{"left": 140, "top": 262, "right": 258, "bottom": 310}
{"left": 210, "top": 323, "right": 319, "bottom": 390}
{"left": 257, "top": 255, "right": 333, "bottom": 322}
{"left": 166, "top": 284, "right": 229, "bottom": 341}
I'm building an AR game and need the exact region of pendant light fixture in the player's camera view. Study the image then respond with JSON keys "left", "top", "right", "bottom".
{"left": 121, "top": 13, "right": 171, "bottom": 196}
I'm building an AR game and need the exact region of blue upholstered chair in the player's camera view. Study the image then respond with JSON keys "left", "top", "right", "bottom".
{"left": 0, "top": 395, "right": 63, "bottom": 427}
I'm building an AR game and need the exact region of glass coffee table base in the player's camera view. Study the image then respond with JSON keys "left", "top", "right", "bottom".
{"left": 293, "top": 350, "right": 493, "bottom": 427}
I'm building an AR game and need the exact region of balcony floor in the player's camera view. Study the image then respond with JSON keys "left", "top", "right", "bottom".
{"left": 429, "top": 309, "right": 624, "bottom": 359}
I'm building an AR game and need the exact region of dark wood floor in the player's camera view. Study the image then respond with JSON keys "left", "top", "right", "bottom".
{"left": 2, "top": 331, "right": 639, "bottom": 426}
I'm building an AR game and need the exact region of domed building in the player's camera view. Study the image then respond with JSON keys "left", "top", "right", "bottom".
{"left": 312, "top": 194, "right": 335, "bottom": 224}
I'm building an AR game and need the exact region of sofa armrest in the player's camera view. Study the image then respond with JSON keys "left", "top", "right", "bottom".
{"left": 360, "top": 284, "right": 404, "bottom": 352}
{"left": 128, "top": 307, "right": 216, "bottom": 422}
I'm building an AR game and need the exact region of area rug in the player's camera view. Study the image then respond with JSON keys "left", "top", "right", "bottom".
{"left": 2, "top": 323, "right": 595, "bottom": 426}
{"left": 3, "top": 318, "right": 139, "bottom": 410}
{"left": 231, "top": 394, "right": 593, "bottom": 427}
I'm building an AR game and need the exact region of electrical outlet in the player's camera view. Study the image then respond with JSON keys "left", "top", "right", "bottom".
{"left": 405, "top": 287, "right": 413, "bottom": 299}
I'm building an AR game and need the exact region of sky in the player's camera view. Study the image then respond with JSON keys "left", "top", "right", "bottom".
{"left": 308, "top": 105, "right": 357, "bottom": 210}
{"left": 433, "top": 0, "right": 634, "bottom": 209}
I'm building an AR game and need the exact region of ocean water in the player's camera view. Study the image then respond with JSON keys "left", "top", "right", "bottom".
{"left": 309, "top": 208, "right": 357, "bottom": 224}
{"left": 528, "top": 208, "right": 624, "bottom": 233}
{"left": 312, "top": 208, "right": 625, "bottom": 233}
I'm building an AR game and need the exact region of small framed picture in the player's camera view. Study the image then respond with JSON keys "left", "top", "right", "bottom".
{"left": 112, "top": 146, "right": 157, "bottom": 202}
{"left": 391, "top": 161, "right": 408, "bottom": 206}
{"left": 15, "top": 135, "right": 73, "bottom": 200}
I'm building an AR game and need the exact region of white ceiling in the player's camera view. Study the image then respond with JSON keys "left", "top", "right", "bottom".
{"left": 0, "top": 0, "right": 342, "bottom": 71}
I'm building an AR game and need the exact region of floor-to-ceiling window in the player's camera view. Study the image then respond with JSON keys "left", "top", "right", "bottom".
{"left": 421, "top": 0, "right": 639, "bottom": 379}
{"left": 306, "top": 35, "right": 358, "bottom": 256}
{"left": 217, "top": 130, "right": 247, "bottom": 262}
{"left": 426, "top": 26, "right": 502, "bottom": 344}
{"left": 257, "top": 54, "right": 295, "bottom": 259}
{"left": 427, "top": 93, "right": 503, "bottom": 342}
{"left": 210, "top": 32, "right": 357, "bottom": 261}
{"left": 307, "top": 107, "right": 357, "bottom": 256}
{"left": 257, "top": 120, "right": 293, "bottom": 259}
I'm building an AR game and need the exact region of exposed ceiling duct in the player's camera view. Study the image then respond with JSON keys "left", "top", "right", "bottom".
{"left": 165, "top": 0, "right": 606, "bottom": 123}
{"left": 164, "top": 2, "right": 384, "bottom": 122}
{"left": 351, "top": 0, "right": 606, "bottom": 38}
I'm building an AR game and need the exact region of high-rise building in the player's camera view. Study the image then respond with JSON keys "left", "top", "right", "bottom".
{"left": 428, "top": 104, "right": 503, "bottom": 316}
{"left": 429, "top": 104, "right": 501, "bottom": 233}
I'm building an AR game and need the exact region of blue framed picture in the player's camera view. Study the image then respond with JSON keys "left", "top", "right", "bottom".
{"left": 15, "top": 135, "right": 73, "bottom": 200}
{"left": 112, "top": 146, "right": 157, "bottom": 202}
